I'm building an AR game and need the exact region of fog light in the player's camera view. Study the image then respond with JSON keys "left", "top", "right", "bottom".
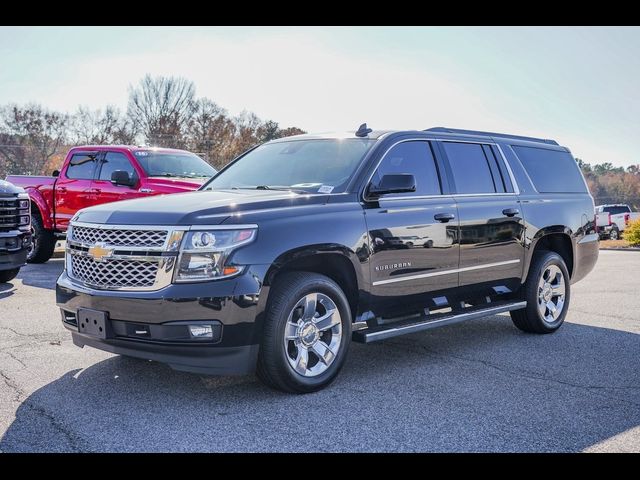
{"left": 189, "top": 325, "right": 213, "bottom": 339}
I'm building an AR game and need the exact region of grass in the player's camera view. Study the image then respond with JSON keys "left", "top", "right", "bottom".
{"left": 599, "top": 239, "right": 631, "bottom": 249}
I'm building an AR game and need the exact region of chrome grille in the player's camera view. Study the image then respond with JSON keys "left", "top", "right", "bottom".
{"left": 71, "top": 226, "right": 167, "bottom": 247}
{"left": 0, "top": 198, "right": 19, "bottom": 232}
{"left": 71, "top": 255, "right": 159, "bottom": 289}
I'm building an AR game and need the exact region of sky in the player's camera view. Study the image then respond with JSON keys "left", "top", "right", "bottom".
{"left": 0, "top": 26, "right": 638, "bottom": 167}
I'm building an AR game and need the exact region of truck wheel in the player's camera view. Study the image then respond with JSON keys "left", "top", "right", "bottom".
{"left": 256, "top": 271, "right": 352, "bottom": 394}
{"left": 0, "top": 268, "right": 20, "bottom": 283}
{"left": 510, "top": 251, "right": 570, "bottom": 334}
{"left": 609, "top": 226, "right": 620, "bottom": 240}
{"left": 27, "top": 212, "right": 56, "bottom": 264}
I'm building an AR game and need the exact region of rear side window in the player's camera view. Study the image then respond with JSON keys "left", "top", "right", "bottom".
{"left": 65, "top": 154, "right": 97, "bottom": 180}
{"left": 442, "top": 142, "right": 497, "bottom": 194}
{"left": 603, "top": 206, "right": 630, "bottom": 215}
{"left": 512, "top": 145, "right": 587, "bottom": 193}
{"left": 373, "top": 141, "right": 441, "bottom": 196}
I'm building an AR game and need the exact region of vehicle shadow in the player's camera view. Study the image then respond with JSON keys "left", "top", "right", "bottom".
{"left": 2, "top": 316, "right": 639, "bottom": 452}
{"left": 17, "top": 258, "right": 65, "bottom": 291}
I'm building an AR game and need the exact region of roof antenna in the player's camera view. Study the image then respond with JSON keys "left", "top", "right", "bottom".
{"left": 355, "top": 123, "right": 372, "bottom": 137}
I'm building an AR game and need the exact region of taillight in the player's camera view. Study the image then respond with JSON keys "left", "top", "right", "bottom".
{"left": 625, "top": 213, "right": 630, "bottom": 225}
{"left": 608, "top": 213, "right": 612, "bottom": 225}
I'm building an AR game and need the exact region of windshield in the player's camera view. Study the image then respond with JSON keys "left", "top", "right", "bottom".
{"left": 134, "top": 151, "right": 217, "bottom": 179}
{"left": 202, "top": 139, "right": 376, "bottom": 193}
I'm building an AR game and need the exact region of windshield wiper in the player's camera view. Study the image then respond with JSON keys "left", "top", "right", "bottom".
{"left": 151, "top": 173, "right": 208, "bottom": 179}
{"left": 229, "top": 185, "right": 307, "bottom": 193}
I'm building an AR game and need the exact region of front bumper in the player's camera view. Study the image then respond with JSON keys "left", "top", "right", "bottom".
{"left": 0, "top": 230, "right": 30, "bottom": 271}
{"left": 56, "top": 265, "right": 269, "bottom": 375}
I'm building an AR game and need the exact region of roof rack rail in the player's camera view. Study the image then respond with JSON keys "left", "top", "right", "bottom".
{"left": 424, "top": 127, "right": 559, "bottom": 146}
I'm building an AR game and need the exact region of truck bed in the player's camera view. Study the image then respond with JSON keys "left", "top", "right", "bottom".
{"left": 5, "top": 175, "right": 56, "bottom": 189}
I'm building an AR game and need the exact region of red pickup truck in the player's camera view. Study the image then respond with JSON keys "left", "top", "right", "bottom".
{"left": 7, "top": 145, "right": 216, "bottom": 263}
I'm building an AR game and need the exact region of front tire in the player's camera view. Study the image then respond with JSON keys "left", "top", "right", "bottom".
{"left": 256, "top": 272, "right": 352, "bottom": 394}
{"left": 511, "top": 251, "right": 570, "bottom": 334}
{"left": 0, "top": 268, "right": 20, "bottom": 283}
{"left": 27, "top": 211, "right": 56, "bottom": 264}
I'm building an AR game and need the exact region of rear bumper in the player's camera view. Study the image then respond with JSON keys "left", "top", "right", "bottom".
{"left": 573, "top": 233, "right": 599, "bottom": 284}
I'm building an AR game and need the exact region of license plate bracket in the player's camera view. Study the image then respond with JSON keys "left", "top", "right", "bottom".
{"left": 77, "top": 308, "right": 109, "bottom": 339}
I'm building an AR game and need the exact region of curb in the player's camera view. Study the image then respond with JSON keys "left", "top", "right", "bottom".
{"left": 599, "top": 248, "right": 640, "bottom": 252}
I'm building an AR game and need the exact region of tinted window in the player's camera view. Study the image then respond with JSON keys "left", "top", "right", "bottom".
{"left": 512, "top": 145, "right": 587, "bottom": 193}
{"left": 66, "top": 154, "right": 97, "bottom": 180}
{"left": 135, "top": 151, "right": 216, "bottom": 179}
{"left": 442, "top": 142, "right": 496, "bottom": 194}
{"left": 99, "top": 152, "right": 137, "bottom": 181}
{"left": 603, "top": 206, "right": 630, "bottom": 215}
{"left": 491, "top": 145, "right": 514, "bottom": 193}
{"left": 373, "top": 141, "right": 441, "bottom": 196}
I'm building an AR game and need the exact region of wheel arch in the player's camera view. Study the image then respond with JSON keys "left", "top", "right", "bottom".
{"left": 28, "top": 189, "right": 53, "bottom": 230}
{"left": 264, "top": 245, "right": 365, "bottom": 322}
{"left": 528, "top": 228, "right": 574, "bottom": 279}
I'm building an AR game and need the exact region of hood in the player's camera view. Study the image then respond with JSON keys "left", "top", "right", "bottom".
{"left": 0, "top": 179, "right": 25, "bottom": 196}
{"left": 74, "top": 189, "right": 330, "bottom": 226}
{"left": 145, "top": 176, "right": 208, "bottom": 193}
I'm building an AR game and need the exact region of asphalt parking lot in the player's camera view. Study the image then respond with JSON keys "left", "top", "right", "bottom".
{"left": 0, "top": 250, "right": 638, "bottom": 452}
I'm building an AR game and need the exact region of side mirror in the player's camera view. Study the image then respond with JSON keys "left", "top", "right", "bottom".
{"left": 368, "top": 174, "right": 416, "bottom": 197}
{"left": 52, "top": 170, "right": 60, "bottom": 177}
{"left": 111, "top": 170, "right": 136, "bottom": 187}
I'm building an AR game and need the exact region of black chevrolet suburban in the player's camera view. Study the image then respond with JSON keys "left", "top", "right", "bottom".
{"left": 0, "top": 180, "right": 31, "bottom": 283}
{"left": 56, "top": 126, "right": 599, "bottom": 393}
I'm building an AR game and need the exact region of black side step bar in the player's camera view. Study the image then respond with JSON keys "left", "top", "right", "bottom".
{"left": 352, "top": 301, "right": 527, "bottom": 344}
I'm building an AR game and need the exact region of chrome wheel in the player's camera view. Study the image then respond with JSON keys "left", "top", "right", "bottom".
{"left": 283, "top": 292, "right": 342, "bottom": 377}
{"left": 537, "top": 265, "right": 566, "bottom": 323}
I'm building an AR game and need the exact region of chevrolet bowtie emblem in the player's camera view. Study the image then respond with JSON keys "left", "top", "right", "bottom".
{"left": 88, "top": 243, "right": 113, "bottom": 262}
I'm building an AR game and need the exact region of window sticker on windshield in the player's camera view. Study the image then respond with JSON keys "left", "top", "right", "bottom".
{"left": 318, "top": 185, "right": 334, "bottom": 194}
{"left": 134, "top": 151, "right": 149, "bottom": 156}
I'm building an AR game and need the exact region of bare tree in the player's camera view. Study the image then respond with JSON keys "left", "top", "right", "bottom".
{"left": 127, "top": 75, "right": 196, "bottom": 148}
{"left": 187, "top": 98, "right": 236, "bottom": 168}
{"left": 70, "top": 105, "right": 136, "bottom": 145}
{"left": 0, "top": 104, "right": 67, "bottom": 176}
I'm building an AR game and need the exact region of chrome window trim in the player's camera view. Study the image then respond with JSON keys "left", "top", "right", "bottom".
{"left": 372, "top": 259, "right": 521, "bottom": 286}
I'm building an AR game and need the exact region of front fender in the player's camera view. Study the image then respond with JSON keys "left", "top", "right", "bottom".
{"left": 27, "top": 187, "right": 53, "bottom": 230}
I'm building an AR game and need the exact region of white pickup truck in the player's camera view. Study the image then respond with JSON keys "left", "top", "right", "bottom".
{"left": 595, "top": 204, "right": 640, "bottom": 240}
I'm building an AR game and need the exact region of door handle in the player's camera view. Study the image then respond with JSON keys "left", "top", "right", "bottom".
{"left": 58, "top": 187, "right": 67, "bottom": 193}
{"left": 434, "top": 213, "right": 455, "bottom": 223}
{"left": 502, "top": 208, "right": 520, "bottom": 217}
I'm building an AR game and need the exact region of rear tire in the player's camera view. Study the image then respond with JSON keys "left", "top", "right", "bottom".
{"left": 609, "top": 226, "right": 620, "bottom": 240}
{"left": 0, "top": 268, "right": 20, "bottom": 283}
{"left": 256, "top": 271, "right": 352, "bottom": 394}
{"left": 511, "top": 251, "right": 570, "bottom": 334}
{"left": 27, "top": 211, "right": 56, "bottom": 264}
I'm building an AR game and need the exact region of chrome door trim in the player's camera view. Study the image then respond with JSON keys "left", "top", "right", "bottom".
{"left": 372, "top": 259, "right": 521, "bottom": 286}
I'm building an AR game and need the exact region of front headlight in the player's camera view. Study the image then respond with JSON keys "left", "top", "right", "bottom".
{"left": 174, "top": 228, "right": 257, "bottom": 282}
